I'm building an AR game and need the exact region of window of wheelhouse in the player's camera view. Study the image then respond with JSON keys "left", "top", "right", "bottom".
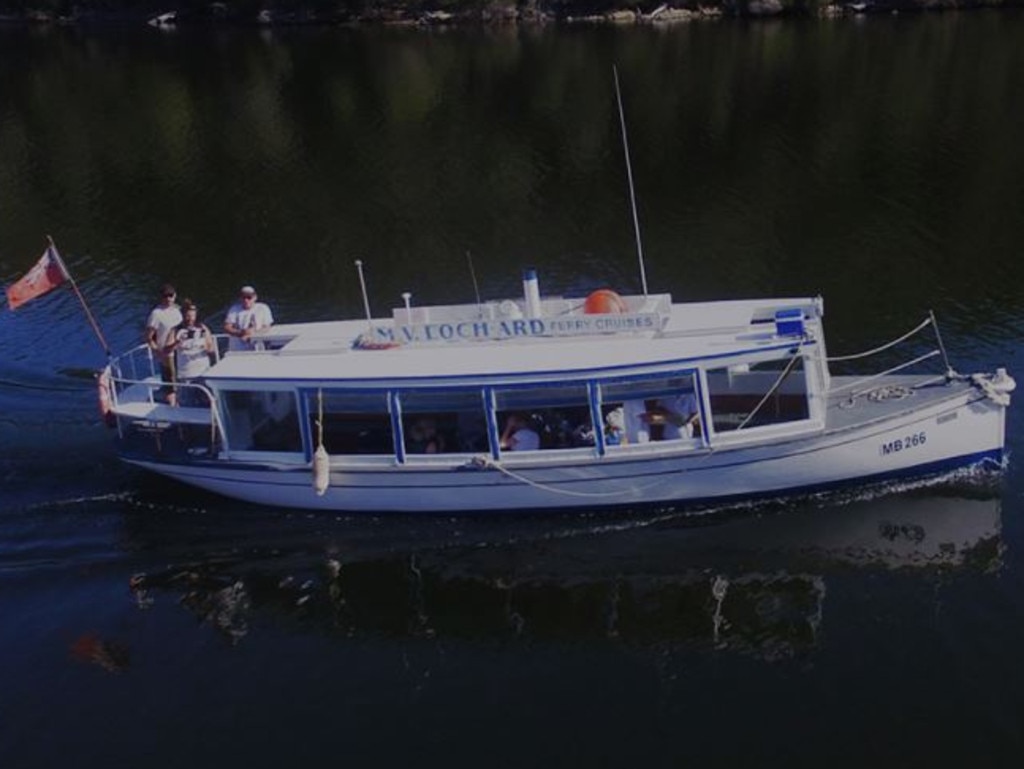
{"left": 705, "top": 352, "right": 811, "bottom": 434}
{"left": 493, "top": 383, "right": 592, "bottom": 452}
{"left": 599, "top": 372, "right": 701, "bottom": 446}
{"left": 398, "top": 389, "right": 488, "bottom": 455}
{"left": 221, "top": 389, "right": 302, "bottom": 453}
{"left": 307, "top": 391, "right": 394, "bottom": 456}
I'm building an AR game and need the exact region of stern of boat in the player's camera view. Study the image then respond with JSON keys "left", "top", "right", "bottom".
{"left": 100, "top": 344, "right": 223, "bottom": 464}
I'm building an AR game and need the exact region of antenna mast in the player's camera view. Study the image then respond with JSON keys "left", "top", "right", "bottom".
{"left": 613, "top": 65, "right": 649, "bottom": 297}
{"left": 466, "top": 251, "right": 482, "bottom": 307}
{"left": 354, "top": 259, "right": 373, "bottom": 327}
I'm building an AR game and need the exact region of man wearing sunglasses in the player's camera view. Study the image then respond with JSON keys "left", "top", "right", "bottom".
{"left": 145, "top": 283, "right": 183, "bottom": 402}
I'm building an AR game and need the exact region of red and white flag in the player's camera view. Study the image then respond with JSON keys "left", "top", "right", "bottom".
{"left": 5, "top": 245, "right": 69, "bottom": 310}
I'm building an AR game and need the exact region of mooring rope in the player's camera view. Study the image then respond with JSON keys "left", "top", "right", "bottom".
{"left": 472, "top": 457, "right": 639, "bottom": 498}
{"left": 466, "top": 445, "right": 718, "bottom": 499}
{"left": 866, "top": 385, "right": 914, "bottom": 402}
{"left": 316, "top": 387, "right": 324, "bottom": 448}
{"left": 735, "top": 347, "right": 805, "bottom": 432}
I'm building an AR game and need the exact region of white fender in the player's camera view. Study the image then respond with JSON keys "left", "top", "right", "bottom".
{"left": 312, "top": 444, "right": 330, "bottom": 496}
{"left": 97, "top": 368, "right": 115, "bottom": 427}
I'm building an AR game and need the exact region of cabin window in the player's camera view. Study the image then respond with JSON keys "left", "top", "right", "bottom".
{"left": 599, "top": 373, "right": 700, "bottom": 445}
{"left": 705, "top": 355, "right": 810, "bottom": 433}
{"left": 398, "top": 389, "right": 488, "bottom": 455}
{"left": 221, "top": 390, "right": 302, "bottom": 453}
{"left": 308, "top": 391, "right": 394, "bottom": 456}
{"left": 493, "top": 383, "right": 592, "bottom": 451}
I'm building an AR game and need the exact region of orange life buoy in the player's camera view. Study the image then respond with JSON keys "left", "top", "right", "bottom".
{"left": 353, "top": 332, "right": 401, "bottom": 350}
{"left": 583, "top": 289, "right": 628, "bottom": 314}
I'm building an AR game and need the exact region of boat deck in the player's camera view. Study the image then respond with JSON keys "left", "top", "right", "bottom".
{"left": 823, "top": 374, "right": 970, "bottom": 433}
{"left": 110, "top": 378, "right": 214, "bottom": 425}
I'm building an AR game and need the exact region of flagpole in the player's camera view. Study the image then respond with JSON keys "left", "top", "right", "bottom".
{"left": 47, "top": 236, "right": 112, "bottom": 358}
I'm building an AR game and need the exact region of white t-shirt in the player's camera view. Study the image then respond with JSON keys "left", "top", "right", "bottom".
{"left": 623, "top": 400, "right": 650, "bottom": 444}
{"left": 660, "top": 392, "right": 698, "bottom": 440}
{"left": 509, "top": 427, "right": 540, "bottom": 451}
{"left": 225, "top": 301, "right": 274, "bottom": 351}
{"left": 622, "top": 393, "right": 698, "bottom": 443}
{"left": 146, "top": 304, "right": 183, "bottom": 349}
{"left": 171, "top": 324, "right": 213, "bottom": 380}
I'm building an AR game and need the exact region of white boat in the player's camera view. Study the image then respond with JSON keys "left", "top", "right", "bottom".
{"left": 100, "top": 271, "right": 1014, "bottom": 514}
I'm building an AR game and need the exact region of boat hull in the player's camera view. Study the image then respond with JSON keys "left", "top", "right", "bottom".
{"left": 123, "top": 389, "right": 1006, "bottom": 513}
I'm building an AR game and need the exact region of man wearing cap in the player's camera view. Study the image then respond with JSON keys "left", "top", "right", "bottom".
{"left": 224, "top": 285, "right": 274, "bottom": 351}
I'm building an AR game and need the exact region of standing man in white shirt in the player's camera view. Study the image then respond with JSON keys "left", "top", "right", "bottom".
{"left": 224, "top": 285, "right": 274, "bottom": 351}
{"left": 145, "top": 283, "right": 182, "bottom": 403}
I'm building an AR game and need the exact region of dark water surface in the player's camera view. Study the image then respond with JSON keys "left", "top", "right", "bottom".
{"left": 3, "top": 14, "right": 1024, "bottom": 768}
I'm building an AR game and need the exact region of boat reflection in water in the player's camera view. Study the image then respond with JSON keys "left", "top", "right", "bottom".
{"left": 127, "top": 483, "right": 1002, "bottom": 660}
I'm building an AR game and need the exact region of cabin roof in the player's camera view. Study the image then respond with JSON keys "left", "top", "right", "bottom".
{"left": 205, "top": 295, "right": 823, "bottom": 385}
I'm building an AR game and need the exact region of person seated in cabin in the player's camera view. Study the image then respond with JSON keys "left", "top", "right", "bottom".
{"left": 549, "top": 410, "right": 592, "bottom": 448}
{"left": 224, "top": 285, "right": 274, "bottom": 351}
{"left": 499, "top": 413, "right": 541, "bottom": 452}
{"left": 456, "top": 411, "right": 489, "bottom": 452}
{"left": 571, "top": 420, "right": 596, "bottom": 447}
{"left": 622, "top": 400, "right": 650, "bottom": 444}
{"left": 646, "top": 391, "right": 700, "bottom": 440}
{"left": 538, "top": 410, "right": 570, "bottom": 449}
{"left": 164, "top": 299, "right": 216, "bottom": 407}
{"left": 406, "top": 417, "right": 444, "bottom": 454}
{"left": 604, "top": 406, "right": 626, "bottom": 446}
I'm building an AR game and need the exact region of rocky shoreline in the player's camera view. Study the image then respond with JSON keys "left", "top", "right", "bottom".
{"left": 0, "top": 0, "right": 1020, "bottom": 28}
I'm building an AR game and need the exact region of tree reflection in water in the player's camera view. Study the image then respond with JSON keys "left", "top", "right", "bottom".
{"left": 122, "top": 484, "right": 1002, "bottom": 661}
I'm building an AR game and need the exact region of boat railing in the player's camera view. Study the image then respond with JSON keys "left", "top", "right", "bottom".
{"left": 108, "top": 338, "right": 225, "bottom": 390}
{"left": 108, "top": 342, "right": 160, "bottom": 386}
{"left": 823, "top": 314, "right": 952, "bottom": 399}
{"left": 105, "top": 342, "right": 228, "bottom": 442}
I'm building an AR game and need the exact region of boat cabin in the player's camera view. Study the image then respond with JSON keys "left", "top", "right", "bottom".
{"left": 108, "top": 292, "right": 828, "bottom": 468}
